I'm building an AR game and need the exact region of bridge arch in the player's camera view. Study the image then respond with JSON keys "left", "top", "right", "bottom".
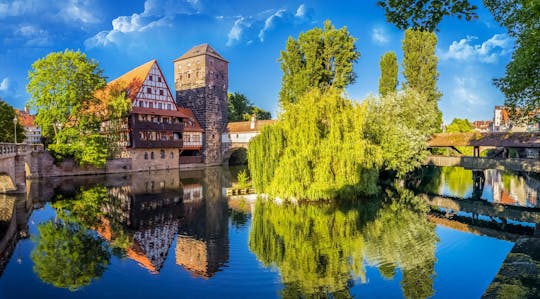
{"left": 0, "top": 172, "right": 15, "bottom": 193}
{"left": 223, "top": 145, "right": 249, "bottom": 165}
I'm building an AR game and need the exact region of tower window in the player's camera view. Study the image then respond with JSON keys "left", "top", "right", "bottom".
{"left": 151, "top": 152, "right": 154, "bottom": 159}
{"left": 147, "top": 87, "right": 152, "bottom": 94}
{"left": 187, "top": 73, "right": 190, "bottom": 79}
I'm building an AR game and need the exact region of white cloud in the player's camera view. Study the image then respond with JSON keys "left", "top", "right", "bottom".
{"left": 0, "top": 0, "right": 35, "bottom": 17}
{"left": 371, "top": 26, "right": 388, "bottom": 45}
{"left": 227, "top": 17, "right": 250, "bottom": 47}
{"left": 440, "top": 34, "right": 512, "bottom": 64}
{"left": 59, "top": 0, "right": 99, "bottom": 24}
{"left": 85, "top": 0, "right": 195, "bottom": 48}
{"left": 295, "top": 4, "right": 306, "bottom": 18}
{"left": 453, "top": 76, "right": 484, "bottom": 106}
{"left": 258, "top": 9, "right": 287, "bottom": 42}
{"left": 0, "top": 78, "right": 8, "bottom": 91}
{"left": 15, "top": 25, "right": 50, "bottom": 46}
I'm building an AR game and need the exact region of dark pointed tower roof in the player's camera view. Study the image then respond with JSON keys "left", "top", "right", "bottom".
{"left": 173, "top": 44, "right": 228, "bottom": 62}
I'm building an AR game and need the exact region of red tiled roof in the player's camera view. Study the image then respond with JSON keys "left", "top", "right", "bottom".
{"left": 173, "top": 44, "right": 228, "bottom": 62}
{"left": 227, "top": 120, "right": 276, "bottom": 133}
{"left": 109, "top": 60, "right": 155, "bottom": 100}
{"left": 16, "top": 109, "right": 36, "bottom": 127}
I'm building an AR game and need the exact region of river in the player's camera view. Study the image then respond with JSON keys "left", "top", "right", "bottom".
{"left": 0, "top": 165, "right": 538, "bottom": 298}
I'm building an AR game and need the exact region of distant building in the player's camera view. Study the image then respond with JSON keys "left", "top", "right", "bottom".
{"left": 472, "top": 120, "right": 493, "bottom": 133}
{"left": 493, "top": 106, "right": 539, "bottom": 132}
{"left": 16, "top": 108, "right": 41, "bottom": 144}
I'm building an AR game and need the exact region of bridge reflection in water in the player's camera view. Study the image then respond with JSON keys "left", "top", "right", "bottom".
{"left": 409, "top": 166, "right": 540, "bottom": 240}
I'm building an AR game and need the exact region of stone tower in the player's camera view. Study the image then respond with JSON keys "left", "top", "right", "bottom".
{"left": 174, "top": 44, "right": 228, "bottom": 165}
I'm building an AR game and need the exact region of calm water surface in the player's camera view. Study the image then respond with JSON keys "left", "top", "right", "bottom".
{"left": 1, "top": 166, "right": 536, "bottom": 298}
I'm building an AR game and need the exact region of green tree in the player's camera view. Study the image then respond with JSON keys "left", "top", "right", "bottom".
{"left": 26, "top": 50, "right": 119, "bottom": 167}
{"left": 31, "top": 220, "right": 111, "bottom": 291}
{"left": 365, "top": 89, "right": 439, "bottom": 177}
{"left": 228, "top": 92, "right": 272, "bottom": 122}
{"left": 27, "top": 49, "right": 106, "bottom": 140}
{"left": 278, "top": 20, "right": 359, "bottom": 106}
{"left": 377, "top": 0, "right": 478, "bottom": 31}
{"left": 446, "top": 118, "right": 473, "bottom": 133}
{"left": 484, "top": 0, "right": 540, "bottom": 119}
{"left": 378, "top": 51, "right": 399, "bottom": 96}
{"left": 0, "top": 99, "right": 25, "bottom": 143}
{"left": 402, "top": 29, "right": 442, "bottom": 130}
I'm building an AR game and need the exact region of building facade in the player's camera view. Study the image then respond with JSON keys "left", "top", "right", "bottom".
{"left": 103, "top": 59, "right": 205, "bottom": 171}
{"left": 16, "top": 108, "right": 41, "bottom": 144}
{"left": 174, "top": 44, "right": 229, "bottom": 165}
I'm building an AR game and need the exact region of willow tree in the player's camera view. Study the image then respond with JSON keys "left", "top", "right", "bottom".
{"left": 278, "top": 20, "right": 359, "bottom": 106}
{"left": 249, "top": 88, "right": 382, "bottom": 200}
{"left": 402, "top": 29, "right": 442, "bottom": 130}
{"left": 378, "top": 51, "right": 398, "bottom": 96}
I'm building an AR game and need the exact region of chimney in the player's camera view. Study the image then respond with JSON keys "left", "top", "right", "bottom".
{"left": 250, "top": 114, "right": 256, "bottom": 129}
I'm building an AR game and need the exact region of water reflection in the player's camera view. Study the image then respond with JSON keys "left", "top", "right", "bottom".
{"left": 249, "top": 187, "right": 438, "bottom": 298}
{"left": 0, "top": 168, "right": 230, "bottom": 290}
{"left": 411, "top": 166, "right": 540, "bottom": 208}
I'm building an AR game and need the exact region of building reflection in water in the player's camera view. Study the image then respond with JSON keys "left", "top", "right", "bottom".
{"left": 0, "top": 168, "right": 230, "bottom": 282}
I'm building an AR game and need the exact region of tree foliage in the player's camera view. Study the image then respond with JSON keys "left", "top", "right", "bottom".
{"left": 402, "top": 28, "right": 442, "bottom": 130}
{"left": 0, "top": 99, "right": 25, "bottom": 143}
{"left": 31, "top": 220, "right": 110, "bottom": 291}
{"left": 249, "top": 88, "right": 382, "bottom": 200}
{"left": 484, "top": 0, "right": 540, "bottom": 118}
{"left": 379, "top": 51, "right": 399, "bottom": 97}
{"left": 228, "top": 92, "right": 271, "bottom": 122}
{"left": 365, "top": 90, "right": 439, "bottom": 177}
{"left": 278, "top": 20, "right": 359, "bottom": 106}
{"left": 27, "top": 50, "right": 131, "bottom": 166}
{"left": 377, "top": 0, "right": 478, "bottom": 31}
{"left": 446, "top": 118, "right": 473, "bottom": 133}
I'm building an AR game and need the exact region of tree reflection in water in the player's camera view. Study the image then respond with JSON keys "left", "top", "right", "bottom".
{"left": 249, "top": 187, "right": 438, "bottom": 298}
{"left": 31, "top": 220, "right": 110, "bottom": 291}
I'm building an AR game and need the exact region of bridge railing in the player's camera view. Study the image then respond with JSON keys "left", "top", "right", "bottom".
{"left": 0, "top": 143, "right": 45, "bottom": 157}
{"left": 0, "top": 144, "right": 18, "bottom": 156}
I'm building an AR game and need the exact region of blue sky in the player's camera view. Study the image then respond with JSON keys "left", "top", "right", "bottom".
{"left": 0, "top": 0, "right": 513, "bottom": 123}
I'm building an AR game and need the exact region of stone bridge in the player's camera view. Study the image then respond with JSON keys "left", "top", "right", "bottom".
{"left": 221, "top": 119, "right": 275, "bottom": 164}
{"left": 0, "top": 144, "right": 44, "bottom": 194}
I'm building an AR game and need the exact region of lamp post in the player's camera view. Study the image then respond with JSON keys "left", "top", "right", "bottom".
{"left": 13, "top": 116, "right": 17, "bottom": 144}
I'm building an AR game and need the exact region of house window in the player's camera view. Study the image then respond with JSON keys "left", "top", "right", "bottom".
{"left": 150, "top": 152, "right": 154, "bottom": 159}
{"left": 159, "top": 90, "right": 164, "bottom": 96}
{"left": 160, "top": 149, "right": 165, "bottom": 159}
{"left": 149, "top": 75, "right": 153, "bottom": 81}
{"left": 147, "top": 87, "right": 152, "bottom": 94}
{"left": 144, "top": 152, "right": 148, "bottom": 160}
{"left": 167, "top": 104, "right": 171, "bottom": 110}
{"left": 139, "top": 101, "right": 144, "bottom": 107}
{"left": 149, "top": 102, "right": 153, "bottom": 108}
{"left": 170, "top": 152, "right": 174, "bottom": 159}
{"left": 158, "top": 103, "right": 162, "bottom": 109}
{"left": 158, "top": 77, "right": 162, "bottom": 82}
